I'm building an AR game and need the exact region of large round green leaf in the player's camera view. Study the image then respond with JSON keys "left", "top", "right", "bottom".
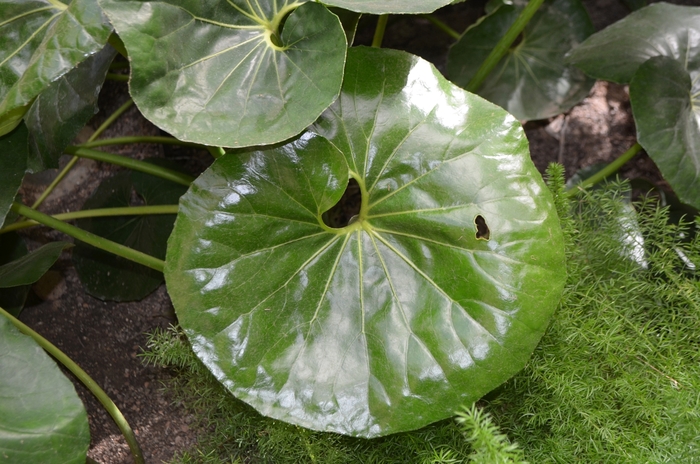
{"left": 321, "top": 0, "right": 453, "bottom": 14}
{"left": 99, "top": 0, "right": 346, "bottom": 148}
{"left": 566, "top": 3, "right": 700, "bottom": 84}
{"left": 0, "top": 314, "right": 90, "bottom": 463}
{"left": 0, "top": 0, "right": 112, "bottom": 119}
{"left": 446, "top": 0, "right": 594, "bottom": 121}
{"left": 165, "top": 47, "right": 566, "bottom": 437}
{"left": 630, "top": 55, "right": 700, "bottom": 211}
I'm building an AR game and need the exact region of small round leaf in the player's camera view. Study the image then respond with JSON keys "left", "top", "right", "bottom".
{"left": 165, "top": 47, "right": 566, "bottom": 437}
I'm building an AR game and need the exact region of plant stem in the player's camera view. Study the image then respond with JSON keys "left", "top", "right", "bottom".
{"left": 0, "top": 306, "right": 145, "bottom": 464}
{"left": 31, "top": 99, "right": 135, "bottom": 210}
{"left": 106, "top": 73, "right": 129, "bottom": 82}
{"left": 0, "top": 205, "right": 179, "bottom": 234}
{"left": 466, "top": 0, "right": 545, "bottom": 93}
{"left": 207, "top": 146, "right": 226, "bottom": 159}
{"left": 64, "top": 147, "right": 194, "bottom": 187}
{"left": 565, "top": 142, "right": 643, "bottom": 197}
{"left": 78, "top": 136, "right": 201, "bottom": 150}
{"left": 422, "top": 14, "right": 460, "bottom": 40}
{"left": 372, "top": 15, "right": 389, "bottom": 48}
{"left": 10, "top": 203, "right": 165, "bottom": 272}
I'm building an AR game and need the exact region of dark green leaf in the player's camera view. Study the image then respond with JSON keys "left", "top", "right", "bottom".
{"left": 0, "top": 233, "right": 29, "bottom": 317}
{"left": 0, "top": 241, "right": 70, "bottom": 288}
{"left": 321, "top": 0, "right": 453, "bottom": 14}
{"left": 165, "top": 47, "right": 566, "bottom": 437}
{"left": 74, "top": 162, "right": 187, "bottom": 301}
{"left": 630, "top": 55, "right": 700, "bottom": 211}
{"left": 566, "top": 3, "right": 700, "bottom": 84}
{"left": 447, "top": 0, "right": 594, "bottom": 121}
{"left": 0, "top": 0, "right": 112, "bottom": 118}
{"left": 24, "top": 44, "right": 115, "bottom": 172}
{"left": 0, "top": 314, "right": 90, "bottom": 464}
{"left": 0, "top": 124, "right": 27, "bottom": 226}
{"left": 98, "top": 0, "right": 346, "bottom": 148}
{"left": 329, "top": 7, "right": 361, "bottom": 46}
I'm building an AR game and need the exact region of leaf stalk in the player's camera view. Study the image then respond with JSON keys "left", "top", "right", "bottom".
{"left": 466, "top": 0, "right": 545, "bottom": 93}
{"left": 565, "top": 142, "right": 643, "bottom": 197}
{"left": 0, "top": 306, "right": 145, "bottom": 464}
{"left": 10, "top": 203, "right": 165, "bottom": 272}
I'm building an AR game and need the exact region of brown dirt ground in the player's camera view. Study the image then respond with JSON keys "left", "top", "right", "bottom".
{"left": 14, "top": 0, "right": 698, "bottom": 462}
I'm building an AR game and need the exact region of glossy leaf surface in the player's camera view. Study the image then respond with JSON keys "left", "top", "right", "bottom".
{"left": 165, "top": 47, "right": 566, "bottom": 437}
{"left": 0, "top": 0, "right": 112, "bottom": 118}
{"left": 566, "top": 3, "right": 700, "bottom": 84}
{"left": 0, "top": 314, "right": 90, "bottom": 463}
{"left": 0, "top": 241, "right": 70, "bottom": 288}
{"left": 630, "top": 56, "right": 700, "bottom": 210}
{"left": 25, "top": 45, "right": 115, "bottom": 172}
{"left": 0, "top": 233, "right": 30, "bottom": 317}
{"left": 447, "top": 0, "right": 594, "bottom": 121}
{"left": 74, "top": 163, "right": 186, "bottom": 301}
{"left": 99, "top": 0, "right": 346, "bottom": 148}
{"left": 321, "top": 0, "right": 453, "bottom": 14}
{"left": 0, "top": 124, "right": 27, "bottom": 226}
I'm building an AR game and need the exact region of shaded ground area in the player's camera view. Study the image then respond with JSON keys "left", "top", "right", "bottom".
{"left": 14, "top": 0, "right": 690, "bottom": 462}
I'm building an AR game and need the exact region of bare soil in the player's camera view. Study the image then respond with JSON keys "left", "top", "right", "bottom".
{"left": 14, "top": 0, "right": 694, "bottom": 462}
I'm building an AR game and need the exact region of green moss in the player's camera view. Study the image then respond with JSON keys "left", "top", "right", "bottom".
{"left": 143, "top": 166, "right": 700, "bottom": 463}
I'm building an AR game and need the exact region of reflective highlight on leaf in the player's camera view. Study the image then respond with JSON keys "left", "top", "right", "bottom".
{"left": 0, "top": 0, "right": 112, "bottom": 118}
{"left": 165, "top": 47, "right": 566, "bottom": 437}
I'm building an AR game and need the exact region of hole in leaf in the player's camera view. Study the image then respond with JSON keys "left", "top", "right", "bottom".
{"left": 475, "top": 215, "right": 490, "bottom": 240}
{"left": 322, "top": 178, "right": 361, "bottom": 229}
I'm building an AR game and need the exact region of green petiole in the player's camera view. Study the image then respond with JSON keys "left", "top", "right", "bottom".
{"left": 0, "top": 205, "right": 179, "bottom": 234}
{"left": 423, "top": 14, "right": 460, "bottom": 40}
{"left": 372, "top": 15, "right": 389, "bottom": 48}
{"left": 0, "top": 306, "right": 145, "bottom": 464}
{"left": 64, "top": 146, "right": 195, "bottom": 187}
{"left": 31, "top": 99, "right": 135, "bottom": 210}
{"left": 10, "top": 203, "right": 165, "bottom": 273}
{"left": 565, "top": 142, "right": 643, "bottom": 197}
{"left": 78, "top": 136, "right": 202, "bottom": 150}
{"left": 466, "top": 0, "right": 545, "bottom": 93}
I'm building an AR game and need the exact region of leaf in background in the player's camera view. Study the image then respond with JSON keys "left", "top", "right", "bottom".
{"left": 99, "top": 0, "right": 346, "bottom": 148}
{"left": 0, "top": 314, "right": 90, "bottom": 464}
{"left": 566, "top": 3, "right": 700, "bottom": 84}
{"left": 24, "top": 44, "right": 116, "bottom": 172}
{"left": 446, "top": 0, "right": 594, "bottom": 121}
{"left": 165, "top": 47, "right": 566, "bottom": 437}
{"left": 74, "top": 161, "right": 186, "bottom": 301}
{"left": 0, "top": 233, "right": 30, "bottom": 317}
{"left": 630, "top": 56, "right": 700, "bottom": 211}
{"left": 0, "top": 124, "right": 27, "bottom": 226}
{"left": 329, "top": 7, "right": 361, "bottom": 46}
{"left": 0, "top": 241, "right": 71, "bottom": 288}
{"left": 321, "top": 0, "right": 453, "bottom": 14}
{"left": 0, "top": 0, "right": 112, "bottom": 119}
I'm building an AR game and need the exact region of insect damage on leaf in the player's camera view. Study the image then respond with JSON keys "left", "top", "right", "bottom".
{"left": 475, "top": 214, "right": 490, "bottom": 240}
